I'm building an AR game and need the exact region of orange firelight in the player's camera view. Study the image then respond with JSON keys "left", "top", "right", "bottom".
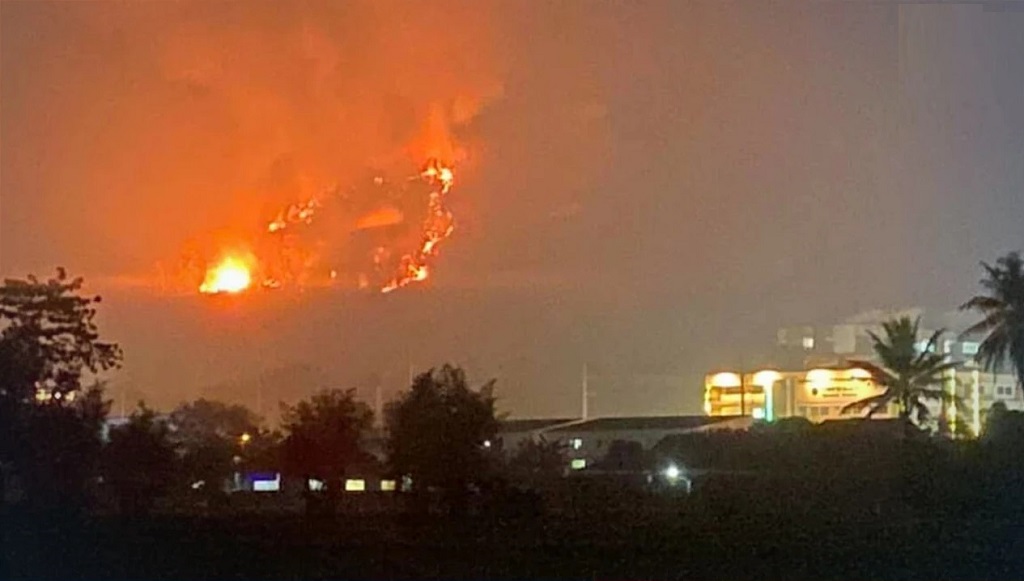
{"left": 199, "top": 256, "right": 253, "bottom": 294}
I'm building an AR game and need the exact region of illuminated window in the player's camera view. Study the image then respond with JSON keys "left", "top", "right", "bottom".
{"left": 570, "top": 438, "right": 583, "bottom": 450}
{"left": 570, "top": 458, "right": 586, "bottom": 470}
{"left": 308, "top": 479, "right": 325, "bottom": 491}
{"left": 380, "top": 479, "right": 396, "bottom": 492}
{"left": 802, "top": 336, "right": 815, "bottom": 350}
{"left": 345, "top": 479, "right": 366, "bottom": 492}
{"left": 253, "top": 474, "right": 281, "bottom": 492}
{"left": 962, "top": 342, "right": 980, "bottom": 355}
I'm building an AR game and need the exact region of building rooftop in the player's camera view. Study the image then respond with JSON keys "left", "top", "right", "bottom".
{"left": 499, "top": 418, "right": 578, "bottom": 433}
{"left": 546, "top": 415, "right": 733, "bottom": 433}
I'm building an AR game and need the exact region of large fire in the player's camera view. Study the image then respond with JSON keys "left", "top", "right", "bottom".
{"left": 199, "top": 256, "right": 253, "bottom": 294}
{"left": 195, "top": 159, "right": 455, "bottom": 296}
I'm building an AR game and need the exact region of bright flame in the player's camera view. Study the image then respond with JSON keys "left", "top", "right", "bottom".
{"left": 381, "top": 159, "right": 455, "bottom": 293}
{"left": 199, "top": 256, "right": 252, "bottom": 294}
{"left": 268, "top": 199, "right": 321, "bottom": 233}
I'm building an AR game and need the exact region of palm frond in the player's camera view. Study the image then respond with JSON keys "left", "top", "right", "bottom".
{"left": 960, "top": 295, "right": 1005, "bottom": 313}
{"left": 846, "top": 359, "right": 897, "bottom": 387}
{"left": 911, "top": 400, "right": 932, "bottom": 423}
{"left": 842, "top": 392, "right": 892, "bottom": 416}
{"left": 912, "top": 328, "right": 946, "bottom": 368}
{"left": 963, "top": 308, "right": 1005, "bottom": 333}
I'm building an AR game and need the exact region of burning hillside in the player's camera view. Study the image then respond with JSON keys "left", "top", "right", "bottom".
{"left": 195, "top": 159, "right": 456, "bottom": 296}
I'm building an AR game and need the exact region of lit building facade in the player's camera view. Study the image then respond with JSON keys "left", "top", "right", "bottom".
{"left": 704, "top": 365, "right": 1021, "bottom": 435}
{"left": 706, "top": 308, "right": 1024, "bottom": 435}
{"left": 705, "top": 368, "right": 888, "bottom": 423}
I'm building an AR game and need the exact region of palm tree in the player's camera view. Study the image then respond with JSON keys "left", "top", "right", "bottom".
{"left": 961, "top": 251, "right": 1024, "bottom": 390}
{"left": 842, "top": 317, "right": 958, "bottom": 429}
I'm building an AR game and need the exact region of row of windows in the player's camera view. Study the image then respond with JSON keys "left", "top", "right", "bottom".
{"left": 796, "top": 406, "right": 859, "bottom": 419}
{"left": 796, "top": 336, "right": 983, "bottom": 355}
{"left": 996, "top": 385, "right": 1016, "bottom": 397}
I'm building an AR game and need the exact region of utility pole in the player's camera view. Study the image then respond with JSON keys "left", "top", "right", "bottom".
{"left": 374, "top": 380, "right": 383, "bottom": 428}
{"left": 256, "top": 382, "right": 263, "bottom": 417}
{"left": 582, "top": 363, "right": 589, "bottom": 420}
{"left": 739, "top": 372, "right": 746, "bottom": 417}
{"left": 738, "top": 355, "right": 746, "bottom": 417}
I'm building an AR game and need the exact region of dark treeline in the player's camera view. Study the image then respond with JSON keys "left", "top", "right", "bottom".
{"left": 3, "top": 253, "right": 1024, "bottom": 580}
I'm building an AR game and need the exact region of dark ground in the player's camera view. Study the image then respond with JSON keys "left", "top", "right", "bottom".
{"left": 4, "top": 503, "right": 1024, "bottom": 580}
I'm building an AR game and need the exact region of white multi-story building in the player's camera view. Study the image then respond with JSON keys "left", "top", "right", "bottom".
{"left": 707, "top": 308, "right": 1022, "bottom": 435}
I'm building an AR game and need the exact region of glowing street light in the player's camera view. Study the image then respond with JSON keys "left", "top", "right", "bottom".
{"left": 664, "top": 464, "right": 681, "bottom": 480}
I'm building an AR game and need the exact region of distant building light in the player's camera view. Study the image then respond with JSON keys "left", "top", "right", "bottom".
{"left": 570, "top": 458, "right": 586, "bottom": 470}
{"left": 308, "top": 479, "right": 325, "bottom": 491}
{"left": 802, "top": 336, "right": 815, "bottom": 350}
{"left": 664, "top": 464, "right": 681, "bottom": 480}
{"left": 253, "top": 473, "right": 281, "bottom": 492}
{"left": 345, "top": 479, "right": 366, "bottom": 492}
{"left": 752, "top": 370, "right": 782, "bottom": 387}
{"left": 710, "top": 372, "right": 742, "bottom": 388}
{"left": 807, "top": 369, "right": 833, "bottom": 390}
{"left": 962, "top": 341, "right": 980, "bottom": 356}
{"left": 849, "top": 368, "right": 872, "bottom": 380}
{"left": 380, "top": 479, "right": 396, "bottom": 492}
{"left": 570, "top": 437, "right": 583, "bottom": 450}
{"left": 752, "top": 407, "right": 766, "bottom": 420}
{"left": 483, "top": 440, "right": 492, "bottom": 448}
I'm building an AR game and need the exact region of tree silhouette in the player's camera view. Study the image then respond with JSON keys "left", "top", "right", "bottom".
{"left": 961, "top": 251, "right": 1024, "bottom": 390}
{"left": 504, "top": 436, "right": 566, "bottom": 491}
{"left": 385, "top": 364, "right": 499, "bottom": 514}
{"left": 600, "top": 440, "right": 647, "bottom": 472}
{"left": 169, "top": 399, "right": 260, "bottom": 495}
{"left": 842, "top": 317, "right": 958, "bottom": 431}
{"left": 0, "top": 269, "right": 121, "bottom": 509}
{"left": 103, "top": 403, "right": 177, "bottom": 514}
{"left": 280, "top": 388, "right": 373, "bottom": 493}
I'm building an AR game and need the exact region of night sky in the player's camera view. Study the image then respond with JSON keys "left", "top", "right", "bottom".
{"left": 2, "top": 2, "right": 1022, "bottom": 420}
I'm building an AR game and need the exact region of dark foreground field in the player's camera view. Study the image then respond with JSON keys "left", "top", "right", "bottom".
{"left": 4, "top": 504, "right": 1024, "bottom": 580}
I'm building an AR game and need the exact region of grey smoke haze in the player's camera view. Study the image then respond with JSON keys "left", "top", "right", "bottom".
{"left": 2, "top": 2, "right": 1022, "bottom": 419}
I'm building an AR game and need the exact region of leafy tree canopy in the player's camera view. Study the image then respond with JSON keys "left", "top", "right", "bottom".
{"left": 168, "top": 399, "right": 261, "bottom": 490}
{"left": 0, "top": 270, "right": 119, "bottom": 508}
{"left": 504, "top": 436, "right": 566, "bottom": 490}
{"left": 386, "top": 365, "right": 499, "bottom": 502}
{"left": 103, "top": 403, "right": 178, "bottom": 513}
{"left": 280, "top": 388, "right": 373, "bottom": 483}
{"left": 0, "top": 268, "right": 122, "bottom": 403}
